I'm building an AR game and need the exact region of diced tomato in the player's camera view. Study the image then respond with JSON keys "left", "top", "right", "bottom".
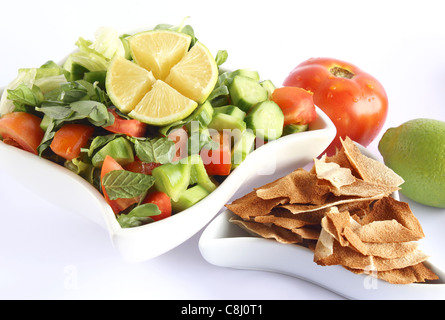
{"left": 271, "top": 86, "right": 317, "bottom": 126}
{"left": 201, "top": 131, "right": 232, "bottom": 176}
{"left": 103, "top": 109, "right": 147, "bottom": 137}
{"left": 142, "top": 191, "right": 172, "bottom": 221}
{"left": 0, "top": 112, "right": 44, "bottom": 154}
{"left": 50, "top": 123, "right": 94, "bottom": 160}
{"left": 101, "top": 155, "right": 139, "bottom": 214}
{"left": 167, "top": 126, "right": 188, "bottom": 162}
{"left": 124, "top": 159, "right": 161, "bottom": 175}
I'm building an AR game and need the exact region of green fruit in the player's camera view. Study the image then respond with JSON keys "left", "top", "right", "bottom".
{"left": 378, "top": 118, "right": 445, "bottom": 208}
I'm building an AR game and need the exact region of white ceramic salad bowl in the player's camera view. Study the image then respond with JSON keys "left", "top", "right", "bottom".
{"left": 0, "top": 97, "right": 336, "bottom": 262}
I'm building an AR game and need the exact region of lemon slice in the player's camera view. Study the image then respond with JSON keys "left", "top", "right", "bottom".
{"left": 165, "top": 42, "right": 218, "bottom": 103}
{"left": 106, "top": 56, "right": 156, "bottom": 113}
{"left": 128, "top": 80, "right": 198, "bottom": 126}
{"left": 129, "top": 30, "right": 192, "bottom": 80}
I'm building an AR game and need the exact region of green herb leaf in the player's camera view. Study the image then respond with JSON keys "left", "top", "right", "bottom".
{"left": 102, "top": 170, "right": 156, "bottom": 200}
{"left": 7, "top": 84, "right": 44, "bottom": 107}
{"left": 87, "top": 134, "right": 122, "bottom": 157}
{"left": 215, "top": 50, "right": 228, "bottom": 67}
{"left": 133, "top": 137, "right": 176, "bottom": 164}
{"left": 117, "top": 203, "right": 161, "bottom": 228}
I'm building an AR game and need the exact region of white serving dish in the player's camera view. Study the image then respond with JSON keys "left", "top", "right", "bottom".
{"left": 199, "top": 147, "right": 445, "bottom": 300}
{"left": 0, "top": 91, "right": 336, "bottom": 262}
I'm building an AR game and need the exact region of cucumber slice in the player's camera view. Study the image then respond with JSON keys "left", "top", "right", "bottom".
{"left": 189, "top": 154, "right": 217, "bottom": 192}
{"left": 208, "top": 112, "right": 246, "bottom": 134}
{"left": 171, "top": 184, "right": 210, "bottom": 212}
{"left": 152, "top": 161, "right": 191, "bottom": 202}
{"left": 83, "top": 71, "right": 107, "bottom": 89}
{"left": 70, "top": 63, "right": 89, "bottom": 81}
{"left": 260, "top": 79, "right": 276, "bottom": 98}
{"left": 229, "top": 75, "right": 268, "bottom": 112}
{"left": 231, "top": 130, "right": 256, "bottom": 169}
{"left": 245, "top": 100, "right": 284, "bottom": 141}
{"left": 283, "top": 123, "right": 309, "bottom": 135}
{"left": 91, "top": 137, "right": 134, "bottom": 167}
{"left": 187, "top": 100, "right": 214, "bottom": 128}
{"left": 231, "top": 69, "right": 260, "bottom": 81}
{"left": 213, "top": 105, "right": 246, "bottom": 121}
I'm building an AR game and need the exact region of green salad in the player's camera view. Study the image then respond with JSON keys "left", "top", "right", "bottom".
{"left": 0, "top": 22, "right": 315, "bottom": 228}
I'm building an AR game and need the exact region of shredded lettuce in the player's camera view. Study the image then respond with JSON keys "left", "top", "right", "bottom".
{"left": 64, "top": 27, "right": 125, "bottom": 73}
{"left": 0, "top": 68, "right": 37, "bottom": 115}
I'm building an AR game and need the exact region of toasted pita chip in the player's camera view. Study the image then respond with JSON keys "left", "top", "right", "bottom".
{"left": 255, "top": 169, "right": 330, "bottom": 205}
{"left": 313, "top": 156, "right": 356, "bottom": 189}
{"left": 361, "top": 197, "right": 424, "bottom": 236}
{"left": 315, "top": 238, "right": 374, "bottom": 269}
{"left": 340, "top": 137, "right": 404, "bottom": 187}
{"left": 372, "top": 249, "right": 430, "bottom": 272}
{"left": 321, "top": 208, "right": 420, "bottom": 258}
{"left": 331, "top": 178, "right": 399, "bottom": 198}
{"left": 313, "top": 227, "right": 335, "bottom": 262}
{"left": 225, "top": 190, "right": 288, "bottom": 220}
{"left": 345, "top": 263, "right": 439, "bottom": 284}
{"left": 315, "top": 236, "right": 429, "bottom": 271}
{"left": 229, "top": 216, "right": 302, "bottom": 244}
{"left": 374, "top": 263, "right": 439, "bottom": 284}
{"left": 281, "top": 193, "right": 383, "bottom": 215}
{"left": 343, "top": 226, "right": 420, "bottom": 259}
{"left": 254, "top": 207, "right": 321, "bottom": 230}
{"left": 292, "top": 225, "right": 321, "bottom": 241}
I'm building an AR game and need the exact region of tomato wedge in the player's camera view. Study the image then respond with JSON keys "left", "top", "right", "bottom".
{"left": 101, "top": 155, "right": 139, "bottom": 214}
{"left": 50, "top": 124, "right": 94, "bottom": 160}
{"left": 201, "top": 131, "right": 232, "bottom": 176}
{"left": 271, "top": 87, "right": 317, "bottom": 126}
{"left": 142, "top": 191, "right": 172, "bottom": 221}
{"left": 124, "top": 159, "right": 161, "bottom": 175}
{"left": 103, "top": 109, "right": 147, "bottom": 137}
{"left": 167, "top": 126, "right": 188, "bottom": 162}
{"left": 0, "top": 112, "right": 44, "bottom": 154}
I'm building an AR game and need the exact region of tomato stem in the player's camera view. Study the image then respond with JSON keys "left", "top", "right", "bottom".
{"left": 330, "top": 66, "right": 355, "bottom": 79}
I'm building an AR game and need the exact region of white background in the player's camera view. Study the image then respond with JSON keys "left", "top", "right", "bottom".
{"left": 1, "top": 0, "right": 445, "bottom": 300}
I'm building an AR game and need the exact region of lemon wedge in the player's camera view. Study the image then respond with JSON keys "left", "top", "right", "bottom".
{"left": 165, "top": 42, "right": 218, "bottom": 104}
{"left": 106, "top": 56, "right": 156, "bottom": 113}
{"left": 128, "top": 80, "right": 198, "bottom": 126}
{"left": 129, "top": 30, "right": 192, "bottom": 81}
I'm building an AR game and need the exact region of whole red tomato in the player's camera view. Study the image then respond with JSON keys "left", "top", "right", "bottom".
{"left": 283, "top": 57, "right": 388, "bottom": 155}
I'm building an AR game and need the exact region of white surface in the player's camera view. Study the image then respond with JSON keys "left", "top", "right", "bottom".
{"left": 1, "top": 0, "right": 445, "bottom": 300}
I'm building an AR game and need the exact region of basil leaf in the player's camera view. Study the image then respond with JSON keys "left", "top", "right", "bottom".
{"left": 7, "top": 84, "right": 44, "bottom": 107}
{"left": 117, "top": 203, "right": 161, "bottom": 228}
{"left": 87, "top": 134, "right": 121, "bottom": 157}
{"left": 133, "top": 137, "right": 175, "bottom": 164}
{"left": 102, "top": 170, "right": 156, "bottom": 200}
{"left": 35, "top": 105, "right": 73, "bottom": 120}
{"left": 215, "top": 50, "right": 228, "bottom": 67}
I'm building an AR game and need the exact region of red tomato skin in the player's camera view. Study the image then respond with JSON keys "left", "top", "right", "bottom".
{"left": 271, "top": 87, "right": 317, "bottom": 126}
{"left": 142, "top": 191, "right": 172, "bottom": 221}
{"left": 283, "top": 57, "right": 388, "bottom": 155}
{"left": 167, "top": 126, "right": 188, "bottom": 162}
{"left": 50, "top": 124, "right": 94, "bottom": 160}
{"left": 124, "top": 160, "right": 161, "bottom": 175}
{"left": 101, "top": 155, "right": 139, "bottom": 214}
{"left": 201, "top": 132, "right": 231, "bottom": 176}
{"left": 0, "top": 112, "right": 44, "bottom": 154}
{"left": 104, "top": 109, "right": 147, "bottom": 137}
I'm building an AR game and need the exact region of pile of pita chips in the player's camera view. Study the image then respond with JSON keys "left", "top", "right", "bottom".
{"left": 226, "top": 137, "right": 439, "bottom": 284}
